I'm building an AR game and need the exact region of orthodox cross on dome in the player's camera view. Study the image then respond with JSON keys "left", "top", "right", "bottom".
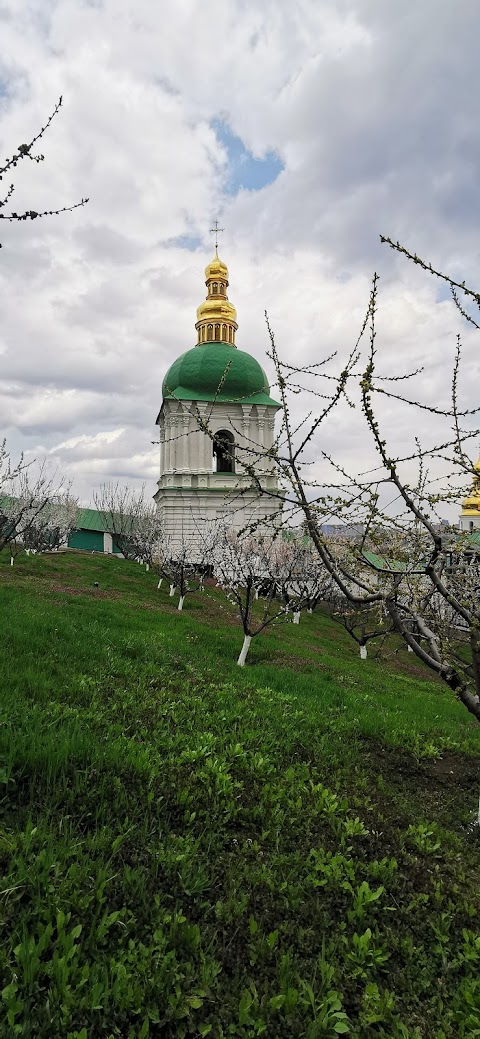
{"left": 209, "top": 219, "right": 224, "bottom": 252}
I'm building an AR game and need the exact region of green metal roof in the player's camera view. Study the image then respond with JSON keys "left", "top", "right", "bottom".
{"left": 362, "top": 550, "right": 408, "bottom": 572}
{"left": 162, "top": 341, "right": 280, "bottom": 407}
{"left": 76, "top": 508, "right": 105, "bottom": 532}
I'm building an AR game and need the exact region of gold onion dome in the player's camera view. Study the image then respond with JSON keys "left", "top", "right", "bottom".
{"left": 195, "top": 249, "right": 238, "bottom": 346}
{"left": 204, "top": 253, "right": 229, "bottom": 280}
{"left": 462, "top": 454, "right": 480, "bottom": 514}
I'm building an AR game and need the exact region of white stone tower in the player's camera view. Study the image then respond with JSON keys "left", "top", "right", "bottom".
{"left": 154, "top": 249, "right": 282, "bottom": 546}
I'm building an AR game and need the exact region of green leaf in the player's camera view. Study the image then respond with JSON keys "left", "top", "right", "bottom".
{"left": 2, "top": 983, "right": 18, "bottom": 1004}
{"left": 187, "top": 996, "right": 204, "bottom": 1009}
{"left": 71, "top": 924, "right": 82, "bottom": 940}
{"left": 334, "top": 1023, "right": 350, "bottom": 1034}
{"left": 239, "top": 988, "right": 253, "bottom": 1024}
{"left": 269, "top": 994, "right": 285, "bottom": 1010}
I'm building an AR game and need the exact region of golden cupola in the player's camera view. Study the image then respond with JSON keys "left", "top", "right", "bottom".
{"left": 195, "top": 249, "right": 238, "bottom": 346}
{"left": 462, "top": 454, "right": 480, "bottom": 515}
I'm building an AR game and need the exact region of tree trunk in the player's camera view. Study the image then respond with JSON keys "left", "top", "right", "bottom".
{"left": 169, "top": 584, "right": 175, "bottom": 597}
{"left": 360, "top": 645, "right": 367, "bottom": 660}
{"left": 237, "top": 634, "right": 252, "bottom": 666}
{"left": 178, "top": 595, "right": 185, "bottom": 611}
{"left": 293, "top": 611, "right": 300, "bottom": 624}
{"left": 157, "top": 578, "right": 163, "bottom": 589}
{"left": 10, "top": 556, "right": 14, "bottom": 566}
{"left": 145, "top": 563, "right": 150, "bottom": 572}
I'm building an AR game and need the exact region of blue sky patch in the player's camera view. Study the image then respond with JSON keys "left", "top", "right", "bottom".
{"left": 212, "top": 119, "right": 283, "bottom": 195}
{"left": 166, "top": 233, "right": 203, "bottom": 251}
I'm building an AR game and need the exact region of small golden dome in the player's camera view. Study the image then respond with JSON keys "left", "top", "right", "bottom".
{"left": 205, "top": 252, "right": 229, "bottom": 282}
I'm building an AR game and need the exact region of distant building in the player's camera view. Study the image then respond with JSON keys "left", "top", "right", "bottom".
{"left": 459, "top": 454, "right": 480, "bottom": 532}
{"left": 68, "top": 508, "right": 121, "bottom": 554}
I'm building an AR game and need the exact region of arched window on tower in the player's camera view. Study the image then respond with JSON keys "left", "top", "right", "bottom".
{"left": 213, "top": 429, "right": 235, "bottom": 473}
{"left": 215, "top": 324, "right": 220, "bottom": 340}
{"left": 213, "top": 283, "right": 218, "bottom": 294}
{"left": 207, "top": 324, "right": 213, "bottom": 341}
{"left": 222, "top": 324, "right": 227, "bottom": 341}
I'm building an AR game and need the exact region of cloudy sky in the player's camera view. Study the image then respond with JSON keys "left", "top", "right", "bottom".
{"left": 1, "top": 0, "right": 479, "bottom": 516}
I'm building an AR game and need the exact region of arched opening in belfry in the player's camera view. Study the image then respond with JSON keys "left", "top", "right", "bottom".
{"left": 213, "top": 429, "right": 235, "bottom": 473}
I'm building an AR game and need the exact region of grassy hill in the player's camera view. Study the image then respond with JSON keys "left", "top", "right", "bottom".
{"left": 1, "top": 550, "right": 480, "bottom": 1038}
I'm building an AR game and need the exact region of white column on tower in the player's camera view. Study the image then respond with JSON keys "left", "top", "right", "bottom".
{"left": 159, "top": 423, "right": 165, "bottom": 476}
{"left": 180, "top": 412, "right": 191, "bottom": 470}
{"left": 240, "top": 404, "right": 252, "bottom": 471}
{"left": 195, "top": 402, "right": 211, "bottom": 471}
{"left": 163, "top": 412, "right": 171, "bottom": 472}
{"left": 256, "top": 406, "right": 267, "bottom": 471}
{"left": 170, "top": 415, "right": 179, "bottom": 471}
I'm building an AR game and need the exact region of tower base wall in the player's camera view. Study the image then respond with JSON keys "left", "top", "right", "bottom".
{"left": 154, "top": 479, "right": 283, "bottom": 555}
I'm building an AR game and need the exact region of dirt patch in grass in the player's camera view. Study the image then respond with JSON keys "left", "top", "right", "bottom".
{"left": 49, "top": 582, "right": 121, "bottom": 600}
{"left": 356, "top": 735, "right": 478, "bottom": 831}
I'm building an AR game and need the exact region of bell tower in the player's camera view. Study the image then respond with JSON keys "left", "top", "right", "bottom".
{"left": 154, "top": 248, "right": 282, "bottom": 546}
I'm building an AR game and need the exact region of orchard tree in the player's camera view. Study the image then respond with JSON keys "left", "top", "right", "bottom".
{"left": 158, "top": 528, "right": 214, "bottom": 611}
{"left": 211, "top": 525, "right": 314, "bottom": 666}
{"left": 0, "top": 454, "right": 74, "bottom": 563}
{"left": 255, "top": 255, "right": 480, "bottom": 719}
{"left": 93, "top": 482, "right": 162, "bottom": 564}
{"left": 190, "top": 241, "right": 480, "bottom": 722}
{"left": 22, "top": 492, "right": 79, "bottom": 555}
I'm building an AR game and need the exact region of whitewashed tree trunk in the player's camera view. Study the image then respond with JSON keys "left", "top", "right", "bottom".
{"left": 10, "top": 556, "right": 14, "bottom": 566}
{"left": 293, "top": 611, "right": 301, "bottom": 624}
{"left": 407, "top": 645, "right": 413, "bottom": 653}
{"left": 169, "top": 584, "right": 176, "bottom": 597}
{"left": 308, "top": 608, "right": 313, "bottom": 614}
{"left": 360, "top": 645, "right": 367, "bottom": 660}
{"left": 237, "top": 634, "right": 252, "bottom": 667}
{"left": 157, "top": 578, "right": 163, "bottom": 589}
{"left": 255, "top": 589, "right": 259, "bottom": 600}
{"left": 178, "top": 595, "right": 185, "bottom": 611}
{"left": 145, "top": 563, "right": 150, "bottom": 572}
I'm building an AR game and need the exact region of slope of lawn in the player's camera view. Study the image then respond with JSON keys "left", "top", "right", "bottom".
{"left": 1, "top": 549, "right": 480, "bottom": 1038}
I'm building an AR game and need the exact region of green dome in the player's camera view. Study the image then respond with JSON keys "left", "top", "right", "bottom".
{"left": 162, "top": 342, "right": 280, "bottom": 406}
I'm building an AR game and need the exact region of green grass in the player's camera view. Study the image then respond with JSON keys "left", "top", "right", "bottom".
{"left": 1, "top": 550, "right": 480, "bottom": 1038}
